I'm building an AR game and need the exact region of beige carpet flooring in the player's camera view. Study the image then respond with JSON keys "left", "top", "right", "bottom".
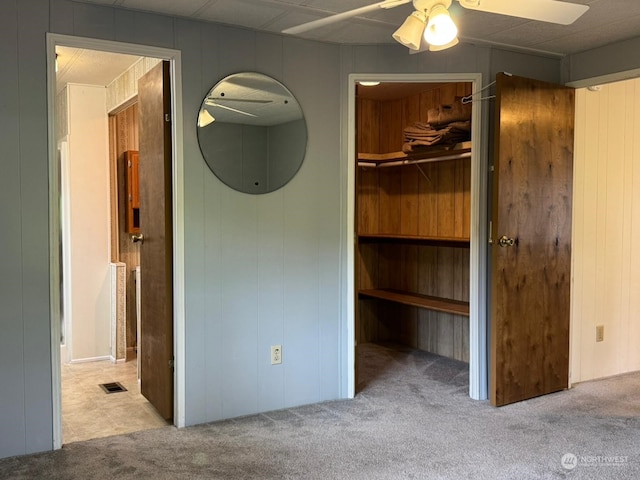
{"left": 1, "top": 343, "right": 639, "bottom": 479}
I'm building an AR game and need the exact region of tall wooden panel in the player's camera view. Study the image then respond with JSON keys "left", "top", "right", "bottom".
{"left": 490, "top": 73, "right": 574, "bottom": 406}
{"left": 138, "top": 61, "right": 174, "bottom": 421}
{"left": 109, "top": 103, "right": 141, "bottom": 356}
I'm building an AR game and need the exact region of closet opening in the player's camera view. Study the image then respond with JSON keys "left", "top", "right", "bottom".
{"left": 353, "top": 79, "right": 475, "bottom": 394}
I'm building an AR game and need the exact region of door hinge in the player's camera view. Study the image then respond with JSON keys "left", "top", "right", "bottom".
{"left": 165, "top": 113, "right": 171, "bottom": 123}
{"left": 168, "top": 357, "right": 175, "bottom": 371}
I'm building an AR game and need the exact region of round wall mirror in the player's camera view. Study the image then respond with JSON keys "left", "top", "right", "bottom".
{"left": 197, "top": 72, "right": 308, "bottom": 194}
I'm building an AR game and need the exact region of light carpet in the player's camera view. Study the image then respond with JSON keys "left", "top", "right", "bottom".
{"left": 1, "top": 342, "right": 639, "bottom": 479}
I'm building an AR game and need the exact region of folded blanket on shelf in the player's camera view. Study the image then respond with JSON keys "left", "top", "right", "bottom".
{"left": 427, "top": 97, "right": 472, "bottom": 126}
{"left": 402, "top": 121, "right": 470, "bottom": 153}
{"left": 401, "top": 96, "right": 471, "bottom": 153}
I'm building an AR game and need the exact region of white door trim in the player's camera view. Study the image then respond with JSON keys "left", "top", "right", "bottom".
{"left": 345, "top": 73, "right": 488, "bottom": 400}
{"left": 46, "top": 33, "right": 186, "bottom": 449}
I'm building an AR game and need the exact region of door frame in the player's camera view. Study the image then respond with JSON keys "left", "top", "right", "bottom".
{"left": 345, "top": 72, "right": 488, "bottom": 400}
{"left": 46, "top": 33, "right": 186, "bottom": 449}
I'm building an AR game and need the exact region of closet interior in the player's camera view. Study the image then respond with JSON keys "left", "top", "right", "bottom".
{"left": 355, "top": 81, "right": 473, "bottom": 389}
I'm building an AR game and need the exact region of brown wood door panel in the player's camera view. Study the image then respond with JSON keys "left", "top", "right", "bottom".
{"left": 490, "top": 73, "right": 574, "bottom": 406}
{"left": 138, "top": 61, "right": 174, "bottom": 421}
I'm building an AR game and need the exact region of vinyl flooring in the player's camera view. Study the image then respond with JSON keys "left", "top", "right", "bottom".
{"left": 61, "top": 359, "right": 168, "bottom": 444}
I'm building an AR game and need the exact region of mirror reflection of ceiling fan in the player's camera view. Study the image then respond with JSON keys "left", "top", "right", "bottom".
{"left": 199, "top": 97, "right": 273, "bottom": 127}
{"left": 282, "top": 0, "right": 589, "bottom": 52}
{"left": 206, "top": 97, "right": 273, "bottom": 117}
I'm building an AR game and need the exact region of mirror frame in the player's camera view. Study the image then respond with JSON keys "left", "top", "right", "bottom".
{"left": 197, "top": 72, "right": 308, "bottom": 194}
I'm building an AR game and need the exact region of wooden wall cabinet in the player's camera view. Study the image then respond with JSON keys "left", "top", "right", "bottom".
{"left": 355, "top": 82, "right": 472, "bottom": 363}
{"left": 125, "top": 150, "right": 140, "bottom": 234}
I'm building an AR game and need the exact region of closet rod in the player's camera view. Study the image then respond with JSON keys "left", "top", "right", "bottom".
{"left": 358, "top": 151, "right": 471, "bottom": 168}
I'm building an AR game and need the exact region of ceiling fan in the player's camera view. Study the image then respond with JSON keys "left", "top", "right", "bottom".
{"left": 198, "top": 97, "right": 274, "bottom": 127}
{"left": 206, "top": 97, "right": 272, "bottom": 116}
{"left": 282, "top": 0, "right": 589, "bottom": 52}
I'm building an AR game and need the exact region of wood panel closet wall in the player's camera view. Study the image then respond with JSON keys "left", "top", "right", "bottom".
{"left": 109, "top": 103, "right": 140, "bottom": 359}
{"left": 355, "top": 82, "right": 473, "bottom": 371}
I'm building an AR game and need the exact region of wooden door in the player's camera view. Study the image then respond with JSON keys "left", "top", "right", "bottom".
{"left": 138, "top": 61, "right": 174, "bottom": 420}
{"left": 490, "top": 73, "right": 574, "bottom": 406}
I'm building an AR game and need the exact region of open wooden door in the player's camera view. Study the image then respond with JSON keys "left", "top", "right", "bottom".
{"left": 490, "top": 73, "right": 574, "bottom": 406}
{"left": 138, "top": 61, "right": 174, "bottom": 420}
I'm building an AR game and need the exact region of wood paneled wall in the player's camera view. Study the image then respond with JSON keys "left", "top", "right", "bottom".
{"left": 109, "top": 103, "right": 140, "bottom": 355}
{"left": 358, "top": 159, "right": 471, "bottom": 239}
{"left": 356, "top": 82, "right": 471, "bottom": 362}
{"left": 571, "top": 78, "right": 640, "bottom": 382}
{"left": 357, "top": 243, "right": 470, "bottom": 360}
{"left": 357, "top": 82, "right": 472, "bottom": 154}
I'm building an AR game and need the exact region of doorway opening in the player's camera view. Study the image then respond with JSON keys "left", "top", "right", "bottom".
{"left": 346, "top": 73, "right": 487, "bottom": 401}
{"left": 47, "top": 34, "right": 185, "bottom": 449}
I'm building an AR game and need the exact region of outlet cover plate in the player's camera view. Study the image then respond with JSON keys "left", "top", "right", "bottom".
{"left": 271, "top": 345, "right": 282, "bottom": 365}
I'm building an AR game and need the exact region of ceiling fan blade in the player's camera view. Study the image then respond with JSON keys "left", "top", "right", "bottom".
{"left": 457, "top": 0, "right": 589, "bottom": 25}
{"left": 204, "top": 101, "right": 257, "bottom": 117}
{"left": 282, "top": 0, "right": 412, "bottom": 35}
{"left": 209, "top": 97, "right": 273, "bottom": 104}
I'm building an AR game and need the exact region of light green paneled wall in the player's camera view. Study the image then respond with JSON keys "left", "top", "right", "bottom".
{"left": 563, "top": 36, "right": 640, "bottom": 84}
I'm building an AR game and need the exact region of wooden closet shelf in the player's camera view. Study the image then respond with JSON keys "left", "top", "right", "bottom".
{"left": 359, "top": 288, "right": 470, "bottom": 316}
{"left": 358, "top": 141, "right": 471, "bottom": 167}
{"left": 358, "top": 233, "right": 470, "bottom": 247}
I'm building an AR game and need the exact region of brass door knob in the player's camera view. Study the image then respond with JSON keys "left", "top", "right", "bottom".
{"left": 498, "top": 235, "right": 515, "bottom": 247}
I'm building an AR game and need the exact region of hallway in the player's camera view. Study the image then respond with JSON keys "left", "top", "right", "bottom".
{"left": 62, "top": 359, "right": 168, "bottom": 444}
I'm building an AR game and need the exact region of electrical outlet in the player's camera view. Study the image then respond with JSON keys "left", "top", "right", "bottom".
{"left": 596, "top": 325, "right": 604, "bottom": 342}
{"left": 271, "top": 345, "right": 282, "bottom": 365}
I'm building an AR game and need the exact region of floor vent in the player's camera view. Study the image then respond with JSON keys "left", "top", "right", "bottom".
{"left": 99, "top": 382, "right": 128, "bottom": 394}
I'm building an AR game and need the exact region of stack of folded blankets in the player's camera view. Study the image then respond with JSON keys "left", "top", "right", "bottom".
{"left": 402, "top": 97, "right": 471, "bottom": 154}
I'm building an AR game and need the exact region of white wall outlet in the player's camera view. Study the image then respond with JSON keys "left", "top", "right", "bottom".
{"left": 271, "top": 345, "right": 282, "bottom": 365}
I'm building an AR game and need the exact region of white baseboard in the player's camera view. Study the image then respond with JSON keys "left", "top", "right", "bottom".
{"left": 69, "top": 355, "right": 112, "bottom": 364}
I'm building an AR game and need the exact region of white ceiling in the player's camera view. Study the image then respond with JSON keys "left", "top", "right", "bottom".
{"left": 56, "top": 46, "right": 141, "bottom": 93}
{"left": 57, "top": 0, "right": 640, "bottom": 94}
{"left": 74, "top": 0, "right": 640, "bottom": 56}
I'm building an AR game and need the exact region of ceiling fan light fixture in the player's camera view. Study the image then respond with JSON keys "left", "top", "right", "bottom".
{"left": 424, "top": 3, "right": 457, "bottom": 46}
{"left": 392, "top": 10, "right": 427, "bottom": 50}
{"left": 197, "top": 109, "right": 215, "bottom": 127}
{"left": 428, "top": 36, "right": 459, "bottom": 51}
